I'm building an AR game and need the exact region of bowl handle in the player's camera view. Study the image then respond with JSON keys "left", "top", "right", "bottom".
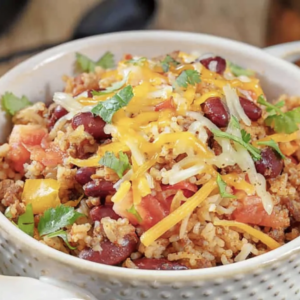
{"left": 264, "top": 41, "right": 300, "bottom": 62}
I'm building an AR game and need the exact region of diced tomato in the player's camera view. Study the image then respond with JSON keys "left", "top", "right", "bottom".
{"left": 8, "top": 125, "right": 47, "bottom": 172}
{"left": 154, "top": 98, "right": 175, "bottom": 111}
{"left": 138, "top": 195, "right": 169, "bottom": 229}
{"left": 161, "top": 181, "right": 198, "bottom": 198}
{"left": 232, "top": 196, "right": 289, "bottom": 229}
{"left": 29, "top": 145, "right": 63, "bottom": 167}
{"left": 113, "top": 192, "right": 168, "bottom": 230}
{"left": 8, "top": 125, "right": 63, "bottom": 172}
{"left": 113, "top": 181, "right": 198, "bottom": 230}
{"left": 124, "top": 54, "right": 133, "bottom": 60}
{"left": 9, "top": 125, "right": 47, "bottom": 146}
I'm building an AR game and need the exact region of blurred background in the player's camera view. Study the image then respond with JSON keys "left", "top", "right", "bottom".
{"left": 0, "top": 0, "right": 298, "bottom": 76}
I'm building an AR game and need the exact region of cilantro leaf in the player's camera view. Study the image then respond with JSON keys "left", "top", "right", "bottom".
{"left": 18, "top": 204, "right": 34, "bottom": 237}
{"left": 228, "top": 62, "right": 255, "bottom": 77}
{"left": 97, "top": 51, "right": 115, "bottom": 69}
{"left": 75, "top": 53, "right": 96, "bottom": 73}
{"left": 211, "top": 128, "right": 261, "bottom": 160}
{"left": 1, "top": 92, "right": 32, "bottom": 116}
{"left": 92, "top": 74, "right": 128, "bottom": 96}
{"left": 176, "top": 70, "right": 201, "bottom": 88}
{"left": 91, "top": 85, "right": 134, "bottom": 123}
{"left": 127, "top": 205, "right": 142, "bottom": 223}
{"left": 257, "top": 139, "right": 285, "bottom": 159}
{"left": 161, "top": 55, "right": 179, "bottom": 72}
{"left": 99, "top": 151, "right": 131, "bottom": 178}
{"left": 241, "top": 129, "right": 251, "bottom": 143}
{"left": 266, "top": 100, "right": 284, "bottom": 115}
{"left": 38, "top": 205, "right": 84, "bottom": 236}
{"left": 216, "top": 174, "right": 237, "bottom": 199}
{"left": 47, "top": 229, "right": 76, "bottom": 250}
{"left": 76, "top": 51, "right": 115, "bottom": 72}
{"left": 125, "top": 57, "right": 147, "bottom": 66}
{"left": 258, "top": 95, "right": 300, "bottom": 134}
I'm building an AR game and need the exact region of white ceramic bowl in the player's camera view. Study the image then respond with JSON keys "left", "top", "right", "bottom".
{"left": 1, "top": 31, "right": 300, "bottom": 300}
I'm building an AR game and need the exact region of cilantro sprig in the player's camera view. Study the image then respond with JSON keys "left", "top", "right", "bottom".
{"left": 216, "top": 174, "right": 237, "bottom": 199}
{"left": 76, "top": 51, "right": 115, "bottom": 72}
{"left": 91, "top": 85, "right": 134, "bottom": 123}
{"left": 1, "top": 92, "right": 32, "bottom": 116}
{"left": 92, "top": 74, "right": 129, "bottom": 96}
{"left": 211, "top": 117, "right": 261, "bottom": 160}
{"left": 47, "top": 229, "right": 76, "bottom": 250}
{"left": 176, "top": 70, "right": 201, "bottom": 88}
{"left": 127, "top": 205, "right": 142, "bottom": 223}
{"left": 161, "top": 55, "right": 179, "bottom": 72}
{"left": 228, "top": 62, "right": 255, "bottom": 77}
{"left": 18, "top": 204, "right": 34, "bottom": 237}
{"left": 99, "top": 151, "right": 131, "bottom": 178}
{"left": 257, "top": 139, "right": 285, "bottom": 159}
{"left": 258, "top": 95, "right": 300, "bottom": 134}
{"left": 38, "top": 205, "right": 84, "bottom": 236}
{"left": 241, "top": 129, "right": 251, "bottom": 143}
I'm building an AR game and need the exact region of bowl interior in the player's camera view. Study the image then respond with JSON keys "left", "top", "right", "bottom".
{"left": 1, "top": 31, "right": 300, "bottom": 144}
{"left": 1, "top": 31, "right": 300, "bottom": 279}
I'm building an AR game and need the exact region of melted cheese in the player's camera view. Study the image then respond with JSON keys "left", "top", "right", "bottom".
{"left": 194, "top": 91, "right": 224, "bottom": 106}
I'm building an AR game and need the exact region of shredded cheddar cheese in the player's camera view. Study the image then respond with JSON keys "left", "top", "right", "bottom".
{"left": 214, "top": 220, "right": 281, "bottom": 250}
{"left": 253, "top": 131, "right": 300, "bottom": 146}
{"left": 141, "top": 180, "right": 217, "bottom": 247}
{"left": 222, "top": 174, "right": 255, "bottom": 195}
{"left": 111, "top": 180, "right": 131, "bottom": 203}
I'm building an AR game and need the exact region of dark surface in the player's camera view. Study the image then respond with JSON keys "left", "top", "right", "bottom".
{"left": 0, "top": 0, "right": 28, "bottom": 35}
{"left": 73, "top": 0, "right": 157, "bottom": 39}
{"left": 0, "top": 0, "right": 156, "bottom": 63}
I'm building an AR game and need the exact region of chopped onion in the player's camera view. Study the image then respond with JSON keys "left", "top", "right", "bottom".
{"left": 74, "top": 91, "right": 88, "bottom": 99}
{"left": 239, "top": 89, "right": 254, "bottom": 101}
{"left": 167, "top": 164, "right": 205, "bottom": 185}
{"left": 223, "top": 85, "right": 251, "bottom": 126}
{"left": 53, "top": 92, "right": 83, "bottom": 113}
{"left": 234, "top": 144, "right": 274, "bottom": 215}
{"left": 208, "top": 61, "right": 218, "bottom": 73}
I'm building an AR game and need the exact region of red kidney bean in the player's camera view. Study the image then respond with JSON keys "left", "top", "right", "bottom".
{"left": 71, "top": 112, "right": 111, "bottom": 140}
{"left": 75, "top": 167, "right": 96, "bottom": 185}
{"left": 239, "top": 97, "right": 262, "bottom": 121}
{"left": 254, "top": 147, "right": 283, "bottom": 179}
{"left": 133, "top": 258, "right": 188, "bottom": 270}
{"left": 48, "top": 105, "right": 68, "bottom": 128}
{"left": 200, "top": 56, "right": 226, "bottom": 75}
{"left": 202, "top": 97, "right": 229, "bottom": 127}
{"left": 90, "top": 205, "right": 120, "bottom": 222}
{"left": 79, "top": 235, "right": 138, "bottom": 265}
{"left": 83, "top": 179, "right": 116, "bottom": 197}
